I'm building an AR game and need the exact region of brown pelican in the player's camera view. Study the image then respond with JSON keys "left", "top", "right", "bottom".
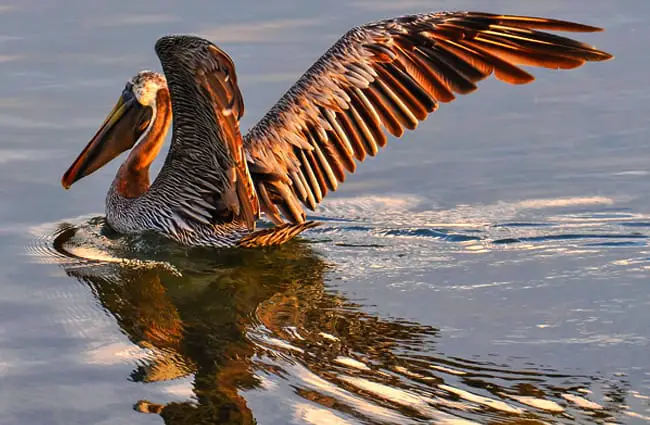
{"left": 61, "top": 11, "right": 612, "bottom": 248}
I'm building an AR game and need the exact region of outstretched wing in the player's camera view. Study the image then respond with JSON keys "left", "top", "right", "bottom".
{"left": 243, "top": 11, "right": 612, "bottom": 224}
{"left": 151, "top": 35, "right": 258, "bottom": 233}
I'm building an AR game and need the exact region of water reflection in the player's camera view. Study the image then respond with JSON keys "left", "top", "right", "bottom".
{"left": 41, "top": 219, "right": 634, "bottom": 424}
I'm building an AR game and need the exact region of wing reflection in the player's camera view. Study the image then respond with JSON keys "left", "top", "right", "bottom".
{"left": 48, "top": 223, "right": 632, "bottom": 425}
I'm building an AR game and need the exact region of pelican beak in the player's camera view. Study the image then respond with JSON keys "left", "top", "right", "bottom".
{"left": 61, "top": 91, "right": 149, "bottom": 189}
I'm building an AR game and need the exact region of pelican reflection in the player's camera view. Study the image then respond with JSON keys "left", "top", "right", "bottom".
{"left": 48, "top": 222, "right": 631, "bottom": 424}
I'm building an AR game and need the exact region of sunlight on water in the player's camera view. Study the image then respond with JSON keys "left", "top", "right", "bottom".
{"left": 2, "top": 1, "right": 649, "bottom": 424}
{"left": 85, "top": 341, "right": 153, "bottom": 365}
{"left": 22, "top": 195, "right": 650, "bottom": 424}
{"left": 26, "top": 216, "right": 181, "bottom": 275}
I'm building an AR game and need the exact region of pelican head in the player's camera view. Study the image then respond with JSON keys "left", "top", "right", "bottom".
{"left": 62, "top": 71, "right": 167, "bottom": 188}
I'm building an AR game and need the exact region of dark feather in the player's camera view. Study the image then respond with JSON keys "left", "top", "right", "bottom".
{"left": 243, "top": 11, "right": 612, "bottom": 224}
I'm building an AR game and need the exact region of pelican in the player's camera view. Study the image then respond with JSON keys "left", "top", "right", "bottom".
{"left": 61, "top": 11, "right": 612, "bottom": 248}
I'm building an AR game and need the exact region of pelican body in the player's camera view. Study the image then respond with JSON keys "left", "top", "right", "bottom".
{"left": 61, "top": 11, "right": 612, "bottom": 248}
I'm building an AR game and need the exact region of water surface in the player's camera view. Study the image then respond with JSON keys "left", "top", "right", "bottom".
{"left": 1, "top": 1, "right": 649, "bottom": 424}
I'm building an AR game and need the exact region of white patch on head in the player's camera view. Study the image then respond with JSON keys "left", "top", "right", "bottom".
{"left": 129, "top": 70, "right": 167, "bottom": 106}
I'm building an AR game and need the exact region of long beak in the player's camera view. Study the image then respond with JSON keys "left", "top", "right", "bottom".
{"left": 62, "top": 94, "right": 138, "bottom": 189}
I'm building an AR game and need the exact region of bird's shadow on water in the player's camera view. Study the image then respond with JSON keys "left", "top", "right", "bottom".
{"left": 31, "top": 217, "right": 639, "bottom": 424}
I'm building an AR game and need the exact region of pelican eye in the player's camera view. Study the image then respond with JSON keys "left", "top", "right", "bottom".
{"left": 122, "top": 85, "right": 135, "bottom": 102}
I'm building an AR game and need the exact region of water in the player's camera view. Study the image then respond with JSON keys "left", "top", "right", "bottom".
{"left": 1, "top": 1, "right": 649, "bottom": 424}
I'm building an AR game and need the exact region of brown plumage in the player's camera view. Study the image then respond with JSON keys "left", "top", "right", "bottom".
{"left": 62, "top": 11, "right": 612, "bottom": 248}
{"left": 237, "top": 221, "right": 320, "bottom": 248}
{"left": 243, "top": 11, "right": 612, "bottom": 226}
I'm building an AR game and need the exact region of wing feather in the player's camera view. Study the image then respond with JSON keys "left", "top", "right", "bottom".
{"left": 244, "top": 11, "right": 612, "bottom": 224}
{"left": 152, "top": 36, "right": 259, "bottom": 231}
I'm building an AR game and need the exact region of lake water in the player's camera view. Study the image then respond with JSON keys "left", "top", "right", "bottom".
{"left": 1, "top": 1, "right": 649, "bottom": 424}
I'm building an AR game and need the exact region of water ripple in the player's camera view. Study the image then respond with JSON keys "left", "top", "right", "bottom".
{"left": 492, "top": 232, "right": 647, "bottom": 245}
{"left": 21, "top": 197, "right": 650, "bottom": 424}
